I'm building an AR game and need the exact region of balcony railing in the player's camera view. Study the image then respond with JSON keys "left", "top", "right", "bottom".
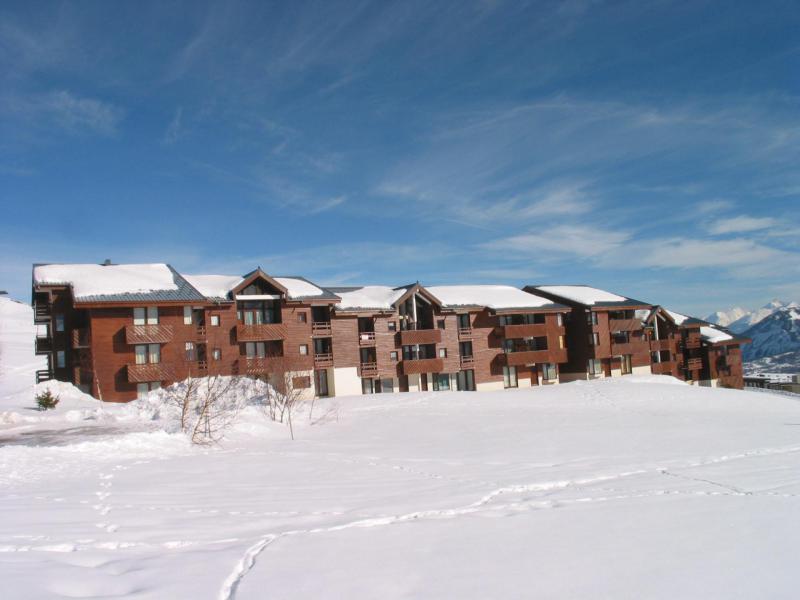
{"left": 610, "top": 341, "right": 649, "bottom": 356}
{"left": 358, "top": 331, "right": 376, "bottom": 345}
{"left": 460, "top": 355, "right": 475, "bottom": 369}
{"left": 609, "top": 318, "right": 643, "bottom": 332}
{"left": 651, "top": 361, "right": 675, "bottom": 375}
{"left": 501, "top": 323, "right": 549, "bottom": 338}
{"left": 649, "top": 339, "right": 671, "bottom": 352}
{"left": 401, "top": 357, "right": 444, "bottom": 375}
{"left": 314, "top": 352, "right": 334, "bottom": 368}
{"left": 35, "top": 369, "right": 53, "bottom": 383}
{"left": 399, "top": 328, "right": 442, "bottom": 346}
{"left": 33, "top": 302, "right": 51, "bottom": 322}
{"left": 127, "top": 362, "right": 176, "bottom": 383}
{"left": 686, "top": 358, "right": 703, "bottom": 371}
{"left": 684, "top": 335, "right": 701, "bottom": 349}
{"left": 311, "top": 322, "right": 333, "bottom": 337}
{"left": 72, "top": 328, "right": 90, "bottom": 348}
{"left": 236, "top": 323, "right": 288, "bottom": 342}
{"left": 358, "top": 362, "right": 378, "bottom": 378}
{"left": 239, "top": 357, "right": 271, "bottom": 375}
{"left": 502, "top": 349, "right": 553, "bottom": 366}
{"left": 195, "top": 325, "right": 207, "bottom": 339}
{"left": 458, "top": 327, "right": 473, "bottom": 340}
{"left": 35, "top": 336, "right": 53, "bottom": 354}
{"left": 125, "top": 324, "right": 174, "bottom": 345}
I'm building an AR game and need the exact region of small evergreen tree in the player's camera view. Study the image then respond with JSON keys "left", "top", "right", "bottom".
{"left": 35, "top": 389, "right": 59, "bottom": 411}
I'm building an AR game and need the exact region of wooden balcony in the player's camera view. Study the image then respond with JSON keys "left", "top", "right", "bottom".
{"left": 72, "top": 328, "right": 90, "bottom": 348}
{"left": 609, "top": 318, "right": 643, "bottom": 332}
{"left": 36, "top": 369, "right": 53, "bottom": 383}
{"left": 127, "top": 362, "right": 176, "bottom": 383}
{"left": 125, "top": 324, "right": 174, "bottom": 345}
{"left": 401, "top": 357, "right": 444, "bottom": 375}
{"left": 610, "top": 341, "right": 650, "bottom": 356}
{"left": 460, "top": 355, "right": 475, "bottom": 369}
{"left": 195, "top": 325, "right": 207, "bottom": 339}
{"left": 358, "top": 362, "right": 378, "bottom": 378}
{"left": 501, "top": 349, "right": 555, "bottom": 366}
{"left": 458, "top": 327, "right": 474, "bottom": 340}
{"left": 236, "top": 323, "right": 288, "bottom": 342}
{"left": 239, "top": 357, "right": 271, "bottom": 375}
{"left": 686, "top": 358, "right": 703, "bottom": 371}
{"left": 35, "top": 336, "right": 52, "bottom": 354}
{"left": 684, "top": 335, "right": 701, "bottom": 349}
{"left": 311, "top": 322, "right": 333, "bottom": 337}
{"left": 399, "top": 328, "right": 442, "bottom": 346}
{"left": 33, "top": 301, "right": 51, "bottom": 322}
{"left": 651, "top": 361, "right": 675, "bottom": 375}
{"left": 501, "top": 323, "right": 549, "bottom": 338}
{"left": 314, "top": 352, "right": 334, "bottom": 368}
{"left": 358, "top": 331, "right": 376, "bottom": 345}
{"left": 649, "top": 339, "right": 671, "bottom": 352}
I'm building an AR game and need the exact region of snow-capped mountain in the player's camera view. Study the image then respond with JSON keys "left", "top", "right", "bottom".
{"left": 707, "top": 300, "right": 794, "bottom": 334}
{"left": 741, "top": 306, "right": 800, "bottom": 362}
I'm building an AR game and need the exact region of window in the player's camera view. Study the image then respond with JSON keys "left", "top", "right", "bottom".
{"left": 297, "top": 312, "right": 307, "bottom": 323}
{"left": 136, "top": 344, "right": 159, "bottom": 364}
{"left": 136, "top": 381, "right": 161, "bottom": 400}
{"left": 56, "top": 350, "right": 66, "bottom": 369}
{"left": 185, "top": 342, "right": 196, "bottom": 361}
{"left": 299, "top": 344, "right": 308, "bottom": 355}
{"left": 458, "top": 314, "right": 470, "bottom": 329}
{"left": 134, "top": 307, "right": 146, "bottom": 325}
{"left": 437, "top": 319, "right": 446, "bottom": 330}
{"left": 390, "top": 351, "right": 398, "bottom": 361}
{"left": 387, "top": 321, "right": 397, "bottom": 332}
{"left": 586, "top": 311, "right": 598, "bottom": 325}
{"left": 621, "top": 354, "right": 633, "bottom": 375}
{"left": 588, "top": 332, "right": 599, "bottom": 346}
{"left": 503, "top": 366, "right": 518, "bottom": 388}
{"left": 147, "top": 306, "right": 158, "bottom": 324}
{"left": 557, "top": 313, "right": 564, "bottom": 327}
{"left": 457, "top": 369, "right": 475, "bottom": 391}
{"left": 55, "top": 314, "right": 65, "bottom": 332}
{"left": 433, "top": 373, "right": 450, "bottom": 391}
{"left": 459, "top": 341, "right": 473, "bottom": 357}
{"left": 362, "top": 378, "right": 375, "bottom": 395}
{"left": 148, "top": 344, "right": 160, "bottom": 364}
{"left": 212, "top": 348, "right": 221, "bottom": 360}
{"left": 210, "top": 314, "right": 220, "bottom": 327}
{"left": 184, "top": 306, "right": 192, "bottom": 325}
{"left": 588, "top": 359, "right": 603, "bottom": 375}
{"left": 559, "top": 335, "right": 565, "bottom": 349}
{"left": 439, "top": 348, "right": 447, "bottom": 358}
{"left": 380, "top": 378, "right": 394, "bottom": 393}
{"left": 542, "top": 363, "right": 557, "bottom": 381}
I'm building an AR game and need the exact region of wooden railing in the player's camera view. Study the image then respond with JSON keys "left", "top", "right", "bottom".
{"left": 358, "top": 362, "right": 378, "bottom": 378}
{"left": 125, "top": 324, "right": 174, "bottom": 345}
{"left": 609, "top": 318, "right": 643, "bottom": 332}
{"left": 196, "top": 325, "right": 207, "bottom": 338}
{"left": 685, "top": 335, "right": 701, "bottom": 349}
{"left": 501, "top": 323, "right": 549, "bottom": 338}
{"left": 649, "top": 339, "right": 671, "bottom": 352}
{"left": 651, "top": 361, "right": 674, "bottom": 375}
{"left": 35, "top": 336, "right": 52, "bottom": 354}
{"left": 458, "top": 327, "right": 473, "bottom": 340}
{"left": 401, "top": 357, "right": 444, "bottom": 375}
{"left": 686, "top": 358, "right": 703, "bottom": 371}
{"left": 610, "top": 341, "right": 649, "bottom": 356}
{"left": 399, "top": 328, "right": 442, "bottom": 346}
{"left": 460, "top": 355, "right": 475, "bottom": 368}
{"left": 314, "top": 352, "right": 334, "bottom": 368}
{"left": 127, "top": 362, "right": 176, "bottom": 383}
{"left": 312, "top": 322, "right": 333, "bottom": 336}
{"left": 358, "top": 331, "right": 376, "bottom": 345}
{"left": 36, "top": 369, "right": 52, "bottom": 383}
{"left": 33, "top": 302, "right": 51, "bottom": 321}
{"left": 236, "top": 323, "right": 288, "bottom": 342}
{"left": 72, "top": 328, "right": 90, "bottom": 348}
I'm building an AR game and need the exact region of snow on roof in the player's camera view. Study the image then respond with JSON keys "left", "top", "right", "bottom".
{"left": 535, "top": 285, "right": 628, "bottom": 305}
{"left": 274, "top": 277, "right": 327, "bottom": 299}
{"left": 333, "top": 286, "right": 408, "bottom": 311}
{"left": 665, "top": 309, "right": 690, "bottom": 326}
{"left": 701, "top": 325, "right": 734, "bottom": 344}
{"left": 183, "top": 274, "right": 243, "bottom": 300}
{"left": 425, "top": 285, "right": 557, "bottom": 310}
{"left": 34, "top": 264, "right": 179, "bottom": 300}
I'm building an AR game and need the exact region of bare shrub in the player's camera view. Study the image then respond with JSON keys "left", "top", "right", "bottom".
{"left": 256, "top": 355, "right": 312, "bottom": 440}
{"left": 161, "top": 375, "right": 243, "bottom": 445}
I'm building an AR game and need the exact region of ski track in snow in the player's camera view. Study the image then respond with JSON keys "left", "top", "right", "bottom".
{"left": 216, "top": 441, "right": 800, "bottom": 600}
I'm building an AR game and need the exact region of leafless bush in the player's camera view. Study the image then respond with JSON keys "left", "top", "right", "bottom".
{"left": 257, "top": 356, "right": 311, "bottom": 440}
{"left": 161, "top": 374, "right": 243, "bottom": 445}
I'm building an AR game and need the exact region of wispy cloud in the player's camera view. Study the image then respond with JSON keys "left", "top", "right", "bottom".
{"left": 708, "top": 215, "right": 778, "bottom": 235}
{"left": 483, "top": 225, "right": 630, "bottom": 259}
{"left": 2, "top": 90, "right": 123, "bottom": 136}
{"left": 163, "top": 107, "right": 183, "bottom": 144}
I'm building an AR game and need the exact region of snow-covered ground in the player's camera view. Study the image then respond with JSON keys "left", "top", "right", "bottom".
{"left": 2, "top": 296, "right": 800, "bottom": 599}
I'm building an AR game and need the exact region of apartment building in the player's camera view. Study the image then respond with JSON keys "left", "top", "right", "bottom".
{"left": 524, "top": 285, "right": 655, "bottom": 381}
{"left": 32, "top": 264, "right": 571, "bottom": 401}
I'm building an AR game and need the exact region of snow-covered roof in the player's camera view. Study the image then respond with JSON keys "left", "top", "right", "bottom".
{"left": 534, "top": 285, "right": 629, "bottom": 305}
{"left": 33, "top": 263, "right": 204, "bottom": 303}
{"left": 274, "top": 277, "right": 332, "bottom": 300}
{"left": 665, "top": 309, "right": 690, "bottom": 326}
{"left": 700, "top": 325, "right": 734, "bottom": 344}
{"left": 329, "top": 286, "right": 409, "bottom": 311}
{"left": 183, "top": 274, "right": 244, "bottom": 300}
{"left": 425, "top": 285, "right": 564, "bottom": 311}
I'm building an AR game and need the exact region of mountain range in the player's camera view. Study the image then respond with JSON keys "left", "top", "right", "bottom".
{"left": 705, "top": 300, "right": 795, "bottom": 334}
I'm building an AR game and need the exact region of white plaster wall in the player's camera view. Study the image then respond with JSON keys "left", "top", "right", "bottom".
{"left": 332, "top": 367, "right": 362, "bottom": 397}
{"left": 476, "top": 380, "right": 506, "bottom": 392}
{"left": 610, "top": 368, "right": 623, "bottom": 378}
{"left": 407, "top": 373, "right": 421, "bottom": 392}
{"left": 632, "top": 365, "right": 651, "bottom": 375}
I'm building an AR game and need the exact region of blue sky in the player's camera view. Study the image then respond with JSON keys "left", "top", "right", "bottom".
{"left": 1, "top": 1, "right": 799, "bottom": 316}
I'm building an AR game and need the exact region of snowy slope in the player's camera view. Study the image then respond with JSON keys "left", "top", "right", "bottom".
{"left": 0, "top": 297, "right": 46, "bottom": 406}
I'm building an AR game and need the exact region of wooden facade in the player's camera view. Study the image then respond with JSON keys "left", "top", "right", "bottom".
{"left": 32, "top": 265, "right": 749, "bottom": 401}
